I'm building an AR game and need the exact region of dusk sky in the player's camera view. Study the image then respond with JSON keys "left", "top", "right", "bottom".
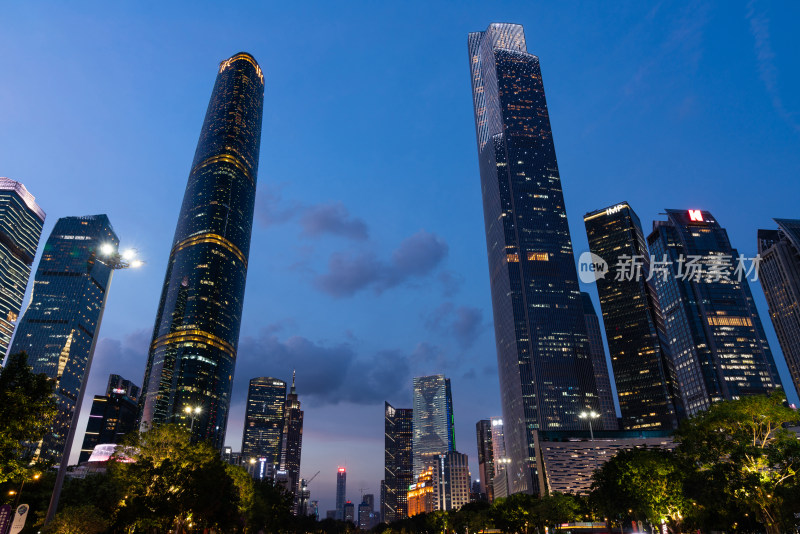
{"left": 2, "top": 1, "right": 799, "bottom": 514}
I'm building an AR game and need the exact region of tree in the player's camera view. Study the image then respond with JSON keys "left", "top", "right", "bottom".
{"left": 675, "top": 391, "right": 800, "bottom": 534}
{"left": 590, "top": 448, "right": 686, "bottom": 532}
{"left": 534, "top": 492, "right": 580, "bottom": 532}
{"left": 0, "top": 352, "right": 56, "bottom": 484}
{"left": 41, "top": 504, "right": 109, "bottom": 534}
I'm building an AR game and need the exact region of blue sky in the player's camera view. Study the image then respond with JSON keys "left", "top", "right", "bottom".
{"left": 1, "top": 0, "right": 799, "bottom": 513}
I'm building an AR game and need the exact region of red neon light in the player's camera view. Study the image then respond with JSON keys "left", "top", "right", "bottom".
{"left": 338, "top": 468, "right": 346, "bottom": 472}
{"left": 688, "top": 210, "right": 703, "bottom": 222}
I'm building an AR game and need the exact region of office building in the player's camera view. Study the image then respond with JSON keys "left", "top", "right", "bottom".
{"left": 10, "top": 215, "right": 119, "bottom": 463}
{"left": 758, "top": 219, "right": 800, "bottom": 400}
{"left": 0, "top": 178, "right": 45, "bottom": 359}
{"left": 280, "top": 372, "right": 304, "bottom": 510}
{"left": 490, "top": 417, "right": 509, "bottom": 499}
{"left": 384, "top": 402, "right": 413, "bottom": 522}
{"left": 241, "top": 377, "right": 286, "bottom": 466}
{"left": 358, "top": 498, "right": 377, "bottom": 530}
{"left": 648, "top": 209, "right": 780, "bottom": 416}
{"left": 580, "top": 293, "right": 619, "bottom": 430}
{"left": 336, "top": 467, "right": 346, "bottom": 520}
{"left": 433, "top": 451, "right": 470, "bottom": 511}
{"left": 78, "top": 374, "right": 140, "bottom": 463}
{"left": 343, "top": 501, "right": 355, "bottom": 524}
{"left": 139, "top": 52, "right": 265, "bottom": 447}
{"left": 407, "top": 467, "right": 436, "bottom": 516}
{"left": 412, "top": 375, "right": 455, "bottom": 475}
{"left": 468, "top": 23, "right": 603, "bottom": 493}
{"left": 584, "top": 202, "right": 682, "bottom": 430}
{"left": 475, "top": 420, "right": 495, "bottom": 501}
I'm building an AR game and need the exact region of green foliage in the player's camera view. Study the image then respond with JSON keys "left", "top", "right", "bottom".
{"left": 0, "top": 352, "right": 57, "bottom": 484}
{"left": 42, "top": 504, "right": 109, "bottom": 534}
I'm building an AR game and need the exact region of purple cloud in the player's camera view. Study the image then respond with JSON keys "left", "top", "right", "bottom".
{"left": 300, "top": 202, "right": 368, "bottom": 240}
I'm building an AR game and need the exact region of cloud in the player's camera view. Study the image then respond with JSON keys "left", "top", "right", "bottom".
{"left": 300, "top": 202, "right": 368, "bottom": 240}
{"left": 314, "top": 230, "right": 449, "bottom": 298}
{"left": 437, "top": 271, "right": 464, "bottom": 297}
{"left": 255, "top": 183, "right": 299, "bottom": 227}
{"left": 425, "top": 302, "right": 486, "bottom": 349}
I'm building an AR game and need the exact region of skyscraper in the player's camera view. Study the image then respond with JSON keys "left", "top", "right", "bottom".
{"left": 468, "top": 23, "right": 602, "bottom": 493}
{"left": 433, "top": 451, "right": 470, "bottom": 512}
{"left": 490, "top": 417, "right": 509, "bottom": 500}
{"left": 384, "top": 402, "right": 413, "bottom": 522}
{"left": 336, "top": 467, "right": 347, "bottom": 521}
{"left": 10, "top": 215, "right": 119, "bottom": 462}
{"left": 758, "top": 219, "right": 800, "bottom": 401}
{"left": 79, "top": 374, "right": 140, "bottom": 463}
{"left": 580, "top": 293, "right": 618, "bottom": 430}
{"left": 475, "top": 420, "right": 495, "bottom": 501}
{"left": 139, "top": 52, "right": 265, "bottom": 447}
{"left": 241, "top": 377, "right": 286, "bottom": 465}
{"left": 584, "top": 203, "right": 682, "bottom": 430}
{"left": 0, "top": 178, "right": 45, "bottom": 360}
{"left": 412, "top": 375, "right": 455, "bottom": 476}
{"left": 648, "top": 209, "right": 780, "bottom": 416}
{"left": 280, "top": 371, "right": 304, "bottom": 511}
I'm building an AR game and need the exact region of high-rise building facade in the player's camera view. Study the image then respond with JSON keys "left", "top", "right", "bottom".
{"left": 384, "top": 402, "right": 413, "bottom": 522}
{"left": 139, "top": 52, "right": 265, "bottom": 447}
{"left": 584, "top": 203, "right": 682, "bottom": 430}
{"left": 758, "top": 219, "right": 800, "bottom": 400}
{"left": 475, "top": 420, "right": 495, "bottom": 501}
{"left": 79, "top": 374, "right": 140, "bottom": 463}
{"left": 648, "top": 209, "right": 780, "bottom": 416}
{"left": 468, "top": 23, "right": 602, "bottom": 494}
{"left": 433, "top": 451, "right": 470, "bottom": 512}
{"left": 580, "top": 293, "right": 619, "bottom": 430}
{"left": 336, "top": 467, "right": 347, "bottom": 521}
{"left": 412, "top": 375, "right": 455, "bottom": 476}
{"left": 10, "top": 215, "right": 119, "bottom": 462}
{"left": 490, "top": 417, "right": 509, "bottom": 499}
{"left": 407, "top": 468, "right": 436, "bottom": 516}
{"left": 280, "top": 372, "right": 304, "bottom": 511}
{"left": 0, "top": 178, "right": 45, "bottom": 360}
{"left": 241, "top": 377, "right": 286, "bottom": 465}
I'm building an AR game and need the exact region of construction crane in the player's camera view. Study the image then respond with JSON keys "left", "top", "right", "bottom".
{"left": 305, "top": 471, "right": 320, "bottom": 485}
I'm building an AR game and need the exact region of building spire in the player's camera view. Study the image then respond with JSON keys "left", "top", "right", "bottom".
{"left": 291, "top": 369, "right": 296, "bottom": 394}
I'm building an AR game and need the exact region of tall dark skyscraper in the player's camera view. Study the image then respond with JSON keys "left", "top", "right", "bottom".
{"left": 79, "top": 374, "right": 140, "bottom": 463}
{"left": 475, "top": 420, "right": 495, "bottom": 501}
{"left": 384, "top": 402, "right": 413, "bottom": 522}
{"left": 758, "top": 219, "right": 800, "bottom": 400}
{"left": 648, "top": 209, "right": 780, "bottom": 416}
{"left": 468, "top": 23, "right": 602, "bottom": 493}
{"left": 241, "top": 377, "right": 286, "bottom": 465}
{"left": 0, "top": 178, "right": 45, "bottom": 361}
{"left": 280, "top": 372, "right": 304, "bottom": 512}
{"left": 584, "top": 203, "right": 682, "bottom": 430}
{"left": 412, "top": 375, "right": 455, "bottom": 476}
{"left": 336, "top": 467, "right": 347, "bottom": 521}
{"left": 10, "top": 215, "right": 119, "bottom": 462}
{"left": 580, "top": 293, "right": 618, "bottom": 430}
{"left": 139, "top": 52, "right": 264, "bottom": 447}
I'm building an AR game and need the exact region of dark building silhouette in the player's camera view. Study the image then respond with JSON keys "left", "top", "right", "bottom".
{"left": 648, "top": 209, "right": 780, "bottom": 416}
{"left": 758, "top": 219, "right": 800, "bottom": 401}
{"left": 584, "top": 203, "right": 682, "bottom": 430}
{"left": 580, "top": 293, "right": 618, "bottom": 430}
{"left": 280, "top": 372, "right": 303, "bottom": 512}
{"left": 0, "top": 178, "right": 45, "bottom": 360}
{"left": 139, "top": 53, "right": 265, "bottom": 447}
{"left": 384, "top": 402, "right": 413, "bottom": 522}
{"left": 412, "top": 375, "right": 455, "bottom": 475}
{"left": 475, "top": 420, "right": 495, "bottom": 501}
{"left": 79, "top": 374, "right": 140, "bottom": 463}
{"left": 336, "top": 467, "right": 347, "bottom": 520}
{"left": 10, "top": 215, "right": 119, "bottom": 463}
{"left": 241, "top": 377, "right": 286, "bottom": 465}
{"left": 468, "top": 23, "right": 603, "bottom": 493}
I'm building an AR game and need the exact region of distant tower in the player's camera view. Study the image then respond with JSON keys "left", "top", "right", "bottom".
{"left": 139, "top": 52, "right": 265, "bottom": 447}
{"left": 412, "top": 375, "right": 455, "bottom": 475}
{"left": 79, "top": 374, "right": 140, "bottom": 463}
{"left": 384, "top": 402, "right": 413, "bottom": 522}
{"left": 475, "top": 420, "right": 494, "bottom": 500}
{"left": 280, "top": 371, "right": 304, "bottom": 512}
{"left": 580, "top": 293, "right": 618, "bottom": 430}
{"left": 336, "top": 467, "right": 347, "bottom": 520}
{"left": 648, "top": 209, "right": 780, "bottom": 415}
{"left": 758, "top": 219, "right": 800, "bottom": 401}
{"left": 433, "top": 451, "right": 470, "bottom": 511}
{"left": 0, "top": 178, "right": 45, "bottom": 360}
{"left": 241, "top": 377, "right": 287, "bottom": 466}
{"left": 10, "top": 215, "right": 119, "bottom": 463}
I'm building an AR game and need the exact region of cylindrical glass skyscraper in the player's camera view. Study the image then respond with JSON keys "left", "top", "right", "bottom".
{"left": 139, "top": 53, "right": 264, "bottom": 448}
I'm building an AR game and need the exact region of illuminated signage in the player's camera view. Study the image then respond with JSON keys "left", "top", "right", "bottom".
{"left": 605, "top": 204, "right": 626, "bottom": 216}
{"left": 112, "top": 388, "right": 126, "bottom": 394}
{"left": 688, "top": 210, "right": 703, "bottom": 222}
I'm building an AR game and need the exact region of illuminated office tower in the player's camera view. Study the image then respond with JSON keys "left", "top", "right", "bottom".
{"left": 758, "top": 219, "right": 800, "bottom": 401}
{"left": 648, "top": 209, "right": 780, "bottom": 416}
{"left": 280, "top": 372, "right": 304, "bottom": 511}
{"left": 475, "top": 420, "right": 495, "bottom": 500}
{"left": 584, "top": 203, "right": 682, "bottom": 430}
{"left": 490, "top": 417, "right": 509, "bottom": 499}
{"left": 241, "top": 377, "right": 286, "bottom": 465}
{"left": 580, "top": 293, "right": 618, "bottom": 430}
{"left": 433, "top": 451, "right": 470, "bottom": 512}
{"left": 384, "top": 402, "right": 413, "bottom": 522}
{"left": 0, "top": 178, "right": 45, "bottom": 360}
{"left": 412, "top": 375, "right": 455, "bottom": 476}
{"left": 336, "top": 467, "right": 347, "bottom": 520}
{"left": 79, "top": 374, "right": 140, "bottom": 463}
{"left": 139, "top": 53, "right": 264, "bottom": 447}
{"left": 10, "top": 215, "right": 119, "bottom": 462}
{"left": 468, "top": 23, "right": 602, "bottom": 493}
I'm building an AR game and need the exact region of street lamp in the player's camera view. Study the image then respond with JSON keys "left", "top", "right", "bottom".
{"left": 579, "top": 410, "right": 600, "bottom": 441}
{"left": 184, "top": 405, "right": 202, "bottom": 433}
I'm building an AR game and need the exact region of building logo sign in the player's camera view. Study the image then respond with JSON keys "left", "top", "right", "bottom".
{"left": 605, "top": 204, "right": 626, "bottom": 216}
{"left": 688, "top": 209, "right": 704, "bottom": 222}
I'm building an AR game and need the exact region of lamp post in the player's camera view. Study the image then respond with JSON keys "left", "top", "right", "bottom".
{"left": 184, "top": 405, "right": 202, "bottom": 433}
{"left": 44, "top": 243, "right": 143, "bottom": 527}
{"left": 11, "top": 473, "right": 40, "bottom": 510}
{"left": 578, "top": 410, "right": 600, "bottom": 441}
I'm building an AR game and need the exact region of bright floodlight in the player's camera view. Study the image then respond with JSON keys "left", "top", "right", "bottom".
{"left": 130, "top": 260, "right": 143, "bottom": 268}
{"left": 194, "top": 406, "right": 202, "bottom": 414}
{"left": 122, "top": 248, "right": 136, "bottom": 260}
{"left": 579, "top": 410, "right": 599, "bottom": 419}
{"left": 100, "top": 243, "right": 115, "bottom": 256}
{"left": 184, "top": 406, "right": 191, "bottom": 414}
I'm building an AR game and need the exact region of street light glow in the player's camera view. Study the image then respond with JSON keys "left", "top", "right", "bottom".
{"left": 122, "top": 248, "right": 136, "bottom": 260}
{"left": 100, "top": 243, "right": 115, "bottom": 256}
{"left": 130, "top": 260, "right": 143, "bottom": 268}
